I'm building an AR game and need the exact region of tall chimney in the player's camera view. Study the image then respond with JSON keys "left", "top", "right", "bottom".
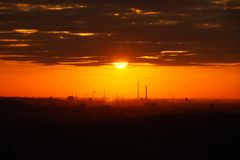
{"left": 145, "top": 85, "right": 148, "bottom": 100}
{"left": 137, "top": 81, "right": 140, "bottom": 100}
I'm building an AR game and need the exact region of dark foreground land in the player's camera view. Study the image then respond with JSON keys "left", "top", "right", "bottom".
{"left": 0, "top": 98, "right": 240, "bottom": 159}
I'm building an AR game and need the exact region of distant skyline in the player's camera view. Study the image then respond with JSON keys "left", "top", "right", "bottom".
{"left": 0, "top": 1, "right": 240, "bottom": 98}
{"left": 1, "top": 62, "right": 239, "bottom": 99}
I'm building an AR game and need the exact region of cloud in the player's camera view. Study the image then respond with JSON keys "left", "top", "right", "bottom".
{"left": 161, "top": 51, "right": 189, "bottom": 54}
{"left": 138, "top": 56, "right": 160, "bottom": 60}
{"left": 129, "top": 8, "right": 161, "bottom": 16}
{"left": 0, "top": 3, "right": 87, "bottom": 12}
{"left": 0, "top": 39, "right": 30, "bottom": 42}
{"left": 0, "top": 44, "right": 31, "bottom": 47}
{"left": 0, "top": 0, "right": 239, "bottom": 66}
{"left": 196, "top": 62, "right": 240, "bottom": 66}
{"left": 44, "top": 31, "right": 97, "bottom": 37}
{"left": 195, "top": 23, "right": 222, "bottom": 29}
{"left": 14, "top": 29, "right": 39, "bottom": 34}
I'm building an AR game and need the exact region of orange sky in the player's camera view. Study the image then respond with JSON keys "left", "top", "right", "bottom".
{"left": 0, "top": 60, "right": 239, "bottom": 99}
{"left": 1, "top": 1, "right": 240, "bottom": 100}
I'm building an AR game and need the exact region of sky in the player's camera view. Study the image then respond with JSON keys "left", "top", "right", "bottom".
{"left": 0, "top": 0, "right": 240, "bottom": 99}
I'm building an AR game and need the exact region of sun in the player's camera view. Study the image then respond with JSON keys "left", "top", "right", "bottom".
{"left": 113, "top": 62, "right": 128, "bottom": 69}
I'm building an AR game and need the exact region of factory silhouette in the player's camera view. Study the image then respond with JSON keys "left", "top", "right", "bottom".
{"left": 68, "top": 81, "right": 149, "bottom": 102}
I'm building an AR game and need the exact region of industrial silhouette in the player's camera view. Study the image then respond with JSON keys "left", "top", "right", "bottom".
{"left": 66, "top": 81, "right": 151, "bottom": 103}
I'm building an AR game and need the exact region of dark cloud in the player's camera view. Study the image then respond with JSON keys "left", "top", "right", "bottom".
{"left": 0, "top": 0, "right": 240, "bottom": 66}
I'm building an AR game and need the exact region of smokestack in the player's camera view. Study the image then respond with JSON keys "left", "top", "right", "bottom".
{"left": 137, "top": 81, "right": 140, "bottom": 100}
{"left": 145, "top": 85, "right": 148, "bottom": 100}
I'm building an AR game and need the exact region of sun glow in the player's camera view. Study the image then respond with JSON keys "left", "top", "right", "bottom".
{"left": 113, "top": 62, "right": 128, "bottom": 69}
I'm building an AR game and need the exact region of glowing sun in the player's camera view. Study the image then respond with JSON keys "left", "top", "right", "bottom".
{"left": 113, "top": 62, "right": 128, "bottom": 69}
